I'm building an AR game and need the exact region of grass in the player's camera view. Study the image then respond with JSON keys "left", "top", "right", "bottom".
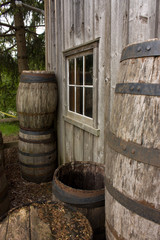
{"left": 0, "top": 122, "right": 19, "bottom": 136}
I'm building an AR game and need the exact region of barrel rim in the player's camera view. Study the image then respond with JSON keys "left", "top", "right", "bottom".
{"left": 53, "top": 161, "right": 105, "bottom": 198}
{"left": 21, "top": 70, "right": 55, "bottom": 76}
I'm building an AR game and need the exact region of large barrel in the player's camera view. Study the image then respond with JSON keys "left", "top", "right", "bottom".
{"left": 52, "top": 161, "right": 105, "bottom": 240}
{"left": 105, "top": 39, "right": 160, "bottom": 240}
{"left": 0, "top": 166, "right": 9, "bottom": 217}
{"left": 0, "top": 202, "right": 93, "bottom": 239}
{"left": 19, "top": 128, "right": 57, "bottom": 183}
{"left": 16, "top": 71, "right": 57, "bottom": 131}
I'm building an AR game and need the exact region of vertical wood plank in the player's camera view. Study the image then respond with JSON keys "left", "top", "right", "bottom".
{"left": 128, "top": 0, "right": 157, "bottom": 43}
{"left": 63, "top": 0, "right": 74, "bottom": 49}
{"left": 65, "top": 122, "right": 74, "bottom": 162}
{"left": 110, "top": 0, "right": 129, "bottom": 110}
{"left": 73, "top": 127, "right": 84, "bottom": 162}
{"left": 83, "top": 132, "right": 93, "bottom": 162}
{"left": 55, "top": 0, "right": 66, "bottom": 165}
{"left": 155, "top": 0, "right": 160, "bottom": 38}
{"left": 94, "top": 0, "right": 109, "bottom": 164}
{"left": 84, "top": 0, "right": 94, "bottom": 42}
{"left": 73, "top": 0, "right": 84, "bottom": 46}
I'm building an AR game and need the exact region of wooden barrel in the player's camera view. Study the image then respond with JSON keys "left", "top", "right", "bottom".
{"left": 0, "top": 166, "right": 9, "bottom": 217}
{"left": 19, "top": 128, "right": 57, "bottom": 183}
{"left": 16, "top": 71, "right": 57, "bottom": 131}
{"left": 52, "top": 161, "right": 105, "bottom": 240}
{"left": 105, "top": 39, "right": 160, "bottom": 240}
{"left": 0, "top": 202, "right": 93, "bottom": 239}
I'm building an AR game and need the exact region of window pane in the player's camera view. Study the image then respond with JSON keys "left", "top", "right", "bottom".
{"left": 76, "top": 87, "right": 83, "bottom": 114}
{"left": 69, "top": 59, "right": 74, "bottom": 84}
{"left": 69, "top": 86, "right": 75, "bottom": 111}
{"left": 85, "top": 54, "right": 93, "bottom": 85}
{"left": 85, "top": 88, "right": 92, "bottom": 118}
{"left": 76, "top": 57, "right": 83, "bottom": 85}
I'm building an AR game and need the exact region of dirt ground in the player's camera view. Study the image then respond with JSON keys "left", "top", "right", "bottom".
{"left": 3, "top": 135, "right": 52, "bottom": 210}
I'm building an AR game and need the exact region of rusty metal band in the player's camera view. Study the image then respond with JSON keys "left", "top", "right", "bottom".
{"left": 20, "top": 128, "right": 54, "bottom": 135}
{"left": 19, "top": 136, "right": 55, "bottom": 144}
{"left": 19, "top": 126, "right": 54, "bottom": 132}
{"left": 52, "top": 180, "right": 105, "bottom": 208}
{"left": 121, "top": 40, "right": 160, "bottom": 61}
{"left": 107, "top": 131, "right": 160, "bottom": 168}
{"left": 115, "top": 83, "right": 160, "bottom": 96}
{"left": 20, "top": 74, "right": 56, "bottom": 83}
{"left": 20, "top": 161, "right": 55, "bottom": 168}
{"left": 19, "top": 149, "right": 56, "bottom": 157}
{"left": 105, "top": 177, "right": 160, "bottom": 224}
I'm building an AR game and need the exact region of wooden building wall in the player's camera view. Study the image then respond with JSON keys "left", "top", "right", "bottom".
{"left": 45, "top": 0, "right": 160, "bottom": 166}
{"left": 45, "top": 0, "right": 109, "bottom": 165}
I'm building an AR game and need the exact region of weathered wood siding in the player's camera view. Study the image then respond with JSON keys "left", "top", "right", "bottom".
{"left": 45, "top": 0, "right": 108, "bottom": 165}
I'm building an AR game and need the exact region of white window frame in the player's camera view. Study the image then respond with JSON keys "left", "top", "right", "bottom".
{"left": 63, "top": 39, "right": 99, "bottom": 129}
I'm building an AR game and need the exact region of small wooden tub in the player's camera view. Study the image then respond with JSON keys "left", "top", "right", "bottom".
{"left": 52, "top": 161, "right": 105, "bottom": 240}
{"left": 0, "top": 202, "right": 93, "bottom": 240}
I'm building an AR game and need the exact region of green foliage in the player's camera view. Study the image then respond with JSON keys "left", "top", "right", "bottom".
{"left": 0, "top": 0, "right": 45, "bottom": 113}
{"left": 0, "top": 122, "right": 19, "bottom": 136}
{"left": 0, "top": 49, "right": 19, "bottom": 113}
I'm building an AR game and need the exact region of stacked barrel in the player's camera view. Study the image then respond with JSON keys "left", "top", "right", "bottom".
{"left": 16, "top": 71, "right": 57, "bottom": 183}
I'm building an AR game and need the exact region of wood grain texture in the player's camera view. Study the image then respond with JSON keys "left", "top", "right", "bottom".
{"left": 0, "top": 202, "right": 93, "bottom": 240}
{"left": 65, "top": 122, "right": 74, "bottom": 162}
{"left": 17, "top": 80, "right": 57, "bottom": 131}
{"left": 19, "top": 130, "right": 57, "bottom": 183}
{"left": 105, "top": 48, "right": 160, "bottom": 239}
{"left": 73, "top": 127, "right": 84, "bottom": 162}
{"left": 128, "top": 0, "right": 157, "bottom": 43}
{"left": 45, "top": 0, "right": 107, "bottom": 165}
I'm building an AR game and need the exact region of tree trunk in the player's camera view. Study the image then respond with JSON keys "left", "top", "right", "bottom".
{"left": 14, "top": 9, "right": 29, "bottom": 73}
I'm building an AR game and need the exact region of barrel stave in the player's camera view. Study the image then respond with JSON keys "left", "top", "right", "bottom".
{"left": 105, "top": 40, "right": 160, "bottom": 240}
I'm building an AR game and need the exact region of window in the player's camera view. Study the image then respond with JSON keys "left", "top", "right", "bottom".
{"left": 68, "top": 53, "right": 93, "bottom": 118}
{"left": 64, "top": 39, "right": 99, "bottom": 128}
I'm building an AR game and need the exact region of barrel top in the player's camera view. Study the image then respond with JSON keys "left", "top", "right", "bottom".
{"left": 121, "top": 38, "right": 160, "bottom": 61}
{"left": 0, "top": 202, "right": 93, "bottom": 240}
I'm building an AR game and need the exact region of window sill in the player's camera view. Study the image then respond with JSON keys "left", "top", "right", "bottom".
{"left": 63, "top": 115, "right": 100, "bottom": 137}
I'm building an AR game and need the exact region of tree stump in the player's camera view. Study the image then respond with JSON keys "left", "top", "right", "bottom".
{"left": 0, "top": 202, "right": 93, "bottom": 240}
